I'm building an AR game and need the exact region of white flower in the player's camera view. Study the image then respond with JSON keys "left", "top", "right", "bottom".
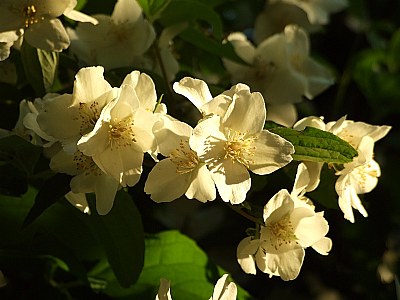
{"left": 254, "top": 2, "right": 321, "bottom": 44}
{"left": 50, "top": 148, "right": 120, "bottom": 215}
{"left": 35, "top": 66, "right": 121, "bottom": 215}
{"left": 223, "top": 25, "right": 334, "bottom": 105}
{"left": 67, "top": 0, "right": 155, "bottom": 70}
{"left": 294, "top": 115, "right": 391, "bottom": 222}
{"left": 270, "top": 0, "right": 348, "bottom": 25}
{"left": 77, "top": 71, "right": 157, "bottom": 187}
{"left": 0, "top": 0, "right": 97, "bottom": 52}
{"left": 37, "top": 66, "right": 116, "bottom": 152}
{"left": 14, "top": 98, "right": 56, "bottom": 146}
{"left": 155, "top": 275, "right": 237, "bottom": 300}
{"left": 237, "top": 189, "right": 331, "bottom": 280}
{"left": 209, "top": 274, "right": 237, "bottom": 300}
{"left": 144, "top": 117, "right": 216, "bottom": 203}
{"left": 189, "top": 86, "right": 294, "bottom": 204}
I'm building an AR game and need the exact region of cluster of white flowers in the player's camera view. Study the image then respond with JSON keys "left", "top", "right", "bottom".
{"left": 1, "top": 0, "right": 393, "bottom": 289}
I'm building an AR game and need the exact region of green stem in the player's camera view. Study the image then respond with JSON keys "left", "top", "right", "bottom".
{"left": 227, "top": 203, "right": 262, "bottom": 225}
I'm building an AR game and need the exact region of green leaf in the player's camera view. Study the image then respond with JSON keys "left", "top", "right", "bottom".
{"left": 20, "top": 40, "right": 59, "bottom": 96}
{"left": 90, "top": 230, "right": 252, "bottom": 300}
{"left": 23, "top": 173, "right": 72, "bottom": 228}
{"left": 179, "top": 27, "right": 245, "bottom": 63}
{"left": 87, "top": 190, "right": 144, "bottom": 288}
{"left": 268, "top": 126, "right": 358, "bottom": 164}
{"left": 388, "top": 29, "right": 400, "bottom": 73}
{"left": 137, "top": 0, "right": 171, "bottom": 22}
{"left": 160, "top": 0, "right": 223, "bottom": 38}
{"left": 0, "top": 135, "right": 42, "bottom": 176}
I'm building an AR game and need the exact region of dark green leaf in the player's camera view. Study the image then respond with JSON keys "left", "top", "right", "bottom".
{"left": 90, "top": 230, "right": 251, "bottom": 300}
{"left": 0, "top": 135, "right": 42, "bottom": 176}
{"left": 23, "top": 173, "right": 72, "bottom": 228}
{"left": 160, "top": 0, "right": 223, "bottom": 38}
{"left": 179, "top": 27, "right": 245, "bottom": 63}
{"left": 0, "top": 162, "right": 28, "bottom": 196}
{"left": 388, "top": 29, "right": 400, "bottom": 73}
{"left": 268, "top": 126, "right": 358, "bottom": 164}
{"left": 137, "top": 0, "right": 171, "bottom": 22}
{"left": 20, "top": 40, "right": 59, "bottom": 96}
{"left": 87, "top": 190, "right": 144, "bottom": 288}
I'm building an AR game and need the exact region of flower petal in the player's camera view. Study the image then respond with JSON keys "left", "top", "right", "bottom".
{"left": 185, "top": 164, "right": 216, "bottom": 202}
{"left": 210, "top": 159, "right": 250, "bottom": 204}
{"left": 144, "top": 158, "right": 190, "bottom": 202}
{"left": 173, "top": 77, "right": 213, "bottom": 111}
{"left": 248, "top": 130, "right": 294, "bottom": 175}
{"left": 236, "top": 237, "right": 259, "bottom": 275}
{"left": 25, "top": 18, "right": 70, "bottom": 51}
{"left": 311, "top": 237, "right": 332, "bottom": 255}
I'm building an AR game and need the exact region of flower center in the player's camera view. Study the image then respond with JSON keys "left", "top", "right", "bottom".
{"left": 23, "top": 4, "right": 43, "bottom": 28}
{"left": 224, "top": 129, "right": 257, "bottom": 168}
{"left": 107, "top": 117, "right": 136, "bottom": 150}
{"left": 253, "top": 56, "right": 277, "bottom": 80}
{"left": 353, "top": 161, "right": 379, "bottom": 190}
{"left": 78, "top": 101, "right": 102, "bottom": 135}
{"left": 266, "top": 214, "right": 298, "bottom": 251}
{"left": 169, "top": 140, "right": 199, "bottom": 174}
{"left": 73, "top": 151, "right": 102, "bottom": 176}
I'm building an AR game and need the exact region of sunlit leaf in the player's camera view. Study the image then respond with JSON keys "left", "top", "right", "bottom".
{"left": 267, "top": 125, "right": 358, "bottom": 164}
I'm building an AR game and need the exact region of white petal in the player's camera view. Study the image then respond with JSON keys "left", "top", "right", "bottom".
{"left": 185, "top": 164, "right": 216, "bottom": 202}
{"left": 293, "top": 116, "right": 326, "bottom": 131}
{"left": 210, "top": 160, "right": 251, "bottom": 204}
{"left": 263, "top": 189, "right": 293, "bottom": 221}
{"left": 311, "top": 237, "right": 332, "bottom": 255}
{"left": 236, "top": 237, "right": 259, "bottom": 275}
{"left": 25, "top": 18, "right": 69, "bottom": 51}
{"left": 112, "top": 0, "right": 142, "bottom": 23}
{"left": 292, "top": 208, "right": 329, "bottom": 248}
{"left": 153, "top": 117, "right": 192, "bottom": 156}
{"left": 276, "top": 248, "right": 305, "bottom": 281}
{"left": 65, "top": 192, "right": 90, "bottom": 214}
{"left": 63, "top": 10, "right": 98, "bottom": 24}
{"left": 292, "top": 163, "right": 310, "bottom": 198}
{"left": 144, "top": 159, "right": 190, "bottom": 202}
{"left": 122, "top": 71, "right": 157, "bottom": 111}
{"left": 173, "top": 77, "right": 213, "bottom": 110}
{"left": 211, "top": 274, "right": 237, "bottom": 300}
{"left": 266, "top": 103, "right": 298, "bottom": 127}
{"left": 226, "top": 32, "right": 256, "bottom": 64}
{"left": 71, "top": 66, "right": 114, "bottom": 107}
{"left": 248, "top": 130, "right": 294, "bottom": 175}
{"left": 37, "top": 93, "right": 81, "bottom": 141}
{"left": 222, "top": 90, "right": 266, "bottom": 135}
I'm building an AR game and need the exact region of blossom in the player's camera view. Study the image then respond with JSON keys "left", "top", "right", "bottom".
{"left": 35, "top": 67, "right": 122, "bottom": 214}
{"left": 270, "top": 0, "right": 348, "bottom": 25}
{"left": 189, "top": 85, "right": 294, "bottom": 204}
{"left": 77, "top": 71, "right": 157, "bottom": 187}
{"left": 294, "top": 115, "right": 391, "bottom": 222}
{"left": 50, "top": 147, "right": 120, "bottom": 215}
{"left": 209, "top": 274, "right": 237, "bottom": 300}
{"left": 37, "top": 66, "right": 116, "bottom": 152}
{"left": 67, "top": 0, "right": 155, "bottom": 70}
{"left": 144, "top": 117, "right": 216, "bottom": 203}
{"left": 223, "top": 25, "right": 334, "bottom": 105}
{"left": 154, "top": 275, "right": 237, "bottom": 300}
{"left": 0, "top": 0, "right": 97, "bottom": 52}
{"left": 14, "top": 98, "right": 56, "bottom": 146}
{"left": 237, "top": 189, "right": 331, "bottom": 280}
